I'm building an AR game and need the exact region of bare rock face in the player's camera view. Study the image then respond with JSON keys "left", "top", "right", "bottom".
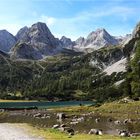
{"left": 85, "top": 29, "right": 118, "bottom": 48}
{"left": 12, "top": 22, "right": 62, "bottom": 59}
{"left": 60, "top": 36, "right": 75, "bottom": 49}
{"left": 16, "top": 26, "right": 29, "bottom": 41}
{"left": 75, "top": 37, "right": 85, "bottom": 46}
{"left": 123, "top": 22, "right": 140, "bottom": 56}
{"left": 0, "top": 30, "right": 16, "bottom": 52}
{"left": 74, "top": 29, "right": 119, "bottom": 52}
{"left": 132, "top": 22, "right": 140, "bottom": 38}
{"left": 11, "top": 43, "right": 42, "bottom": 60}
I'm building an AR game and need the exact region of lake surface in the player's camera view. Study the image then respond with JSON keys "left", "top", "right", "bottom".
{"left": 0, "top": 101, "right": 95, "bottom": 109}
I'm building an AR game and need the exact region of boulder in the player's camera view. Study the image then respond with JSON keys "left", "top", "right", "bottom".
{"left": 52, "top": 124, "right": 59, "bottom": 129}
{"left": 119, "top": 130, "right": 130, "bottom": 137}
{"left": 56, "top": 113, "right": 66, "bottom": 120}
{"left": 123, "top": 119, "right": 132, "bottom": 124}
{"left": 65, "top": 127, "right": 75, "bottom": 135}
{"left": 88, "top": 129, "right": 103, "bottom": 135}
{"left": 70, "top": 121, "right": 79, "bottom": 125}
{"left": 33, "top": 113, "right": 41, "bottom": 118}
{"left": 114, "top": 120, "right": 121, "bottom": 125}
{"left": 95, "top": 118, "right": 100, "bottom": 123}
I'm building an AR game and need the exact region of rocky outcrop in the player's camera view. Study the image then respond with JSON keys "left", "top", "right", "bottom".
{"left": 16, "top": 26, "right": 29, "bottom": 41}
{"left": 60, "top": 36, "right": 75, "bottom": 49}
{"left": 123, "top": 22, "right": 140, "bottom": 56}
{"left": 0, "top": 30, "right": 16, "bottom": 52}
{"left": 74, "top": 29, "right": 119, "bottom": 52}
{"left": 11, "top": 43, "right": 42, "bottom": 60}
{"left": 11, "top": 22, "right": 63, "bottom": 59}
{"left": 75, "top": 37, "right": 85, "bottom": 46}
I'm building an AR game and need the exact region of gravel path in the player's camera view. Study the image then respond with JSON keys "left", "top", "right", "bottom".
{"left": 0, "top": 123, "right": 45, "bottom": 140}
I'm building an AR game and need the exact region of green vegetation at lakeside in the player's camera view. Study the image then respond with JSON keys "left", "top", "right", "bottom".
{"left": 50, "top": 100, "right": 140, "bottom": 120}
{"left": 29, "top": 128, "right": 140, "bottom": 140}
{"left": 25, "top": 100, "right": 140, "bottom": 140}
{"left": 0, "top": 100, "right": 140, "bottom": 140}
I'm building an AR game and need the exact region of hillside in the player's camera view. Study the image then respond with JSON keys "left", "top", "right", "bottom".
{"left": 0, "top": 46, "right": 126, "bottom": 101}
{"left": 0, "top": 22, "right": 140, "bottom": 102}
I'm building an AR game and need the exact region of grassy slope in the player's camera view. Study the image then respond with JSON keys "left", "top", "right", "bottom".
{"left": 51, "top": 101, "right": 140, "bottom": 119}
{"left": 28, "top": 127, "right": 139, "bottom": 140}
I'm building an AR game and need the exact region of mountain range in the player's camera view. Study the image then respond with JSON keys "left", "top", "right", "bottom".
{"left": 0, "top": 22, "right": 130, "bottom": 60}
{"left": 0, "top": 21, "right": 140, "bottom": 101}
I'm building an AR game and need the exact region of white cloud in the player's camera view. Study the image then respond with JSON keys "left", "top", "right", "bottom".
{"left": 40, "top": 15, "right": 56, "bottom": 26}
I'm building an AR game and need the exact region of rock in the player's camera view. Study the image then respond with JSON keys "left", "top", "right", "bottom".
{"left": 107, "top": 118, "right": 113, "bottom": 122}
{"left": 11, "top": 22, "right": 63, "bottom": 59}
{"left": 88, "top": 129, "right": 103, "bottom": 135}
{"left": 118, "top": 97, "right": 134, "bottom": 103}
{"left": 11, "top": 43, "right": 43, "bottom": 60}
{"left": 75, "top": 37, "right": 85, "bottom": 46}
{"left": 77, "top": 117, "right": 84, "bottom": 122}
{"left": 41, "top": 116, "right": 46, "bottom": 119}
{"left": 123, "top": 119, "right": 132, "bottom": 124}
{"left": 95, "top": 118, "right": 100, "bottom": 123}
{"left": 65, "top": 128, "right": 75, "bottom": 135}
{"left": 58, "top": 127, "right": 65, "bottom": 132}
{"left": 52, "top": 124, "right": 59, "bottom": 129}
{"left": 0, "top": 30, "right": 16, "bottom": 52}
{"left": 46, "top": 116, "right": 51, "bottom": 119}
{"left": 114, "top": 120, "right": 121, "bottom": 125}
{"left": 71, "top": 117, "right": 84, "bottom": 123}
{"left": 132, "top": 22, "right": 140, "bottom": 39}
{"left": 131, "top": 133, "right": 140, "bottom": 136}
{"left": 33, "top": 113, "right": 41, "bottom": 118}
{"left": 56, "top": 113, "right": 66, "bottom": 120}
{"left": 119, "top": 130, "right": 130, "bottom": 137}
{"left": 0, "top": 109, "right": 5, "bottom": 112}
{"left": 123, "top": 22, "right": 140, "bottom": 56}
{"left": 74, "top": 28, "right": 120, "bottom": 52}
{"left": 16, "top": 26, "right": 29, "bottom": 41}
{"left": 60, "top": 36, "right": 75, "bottom": 49}
{"left": 70, "top": 121, "right": 79, "bottom": 125}
{"left": 60, "top": 124, "right": 66, "bottom": 128}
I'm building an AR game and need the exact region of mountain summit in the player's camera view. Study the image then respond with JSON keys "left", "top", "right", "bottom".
{"left": 0, "top": 22, "right": 127, "bottom": 60}
{"left": 0, "top": 30, "right": 16, "bottom": 52}
{"left": 74, "top": 28, "right": 119, "bottom": 52}
{"left": 11, "top": 22, "right": 62, "bottom": 59}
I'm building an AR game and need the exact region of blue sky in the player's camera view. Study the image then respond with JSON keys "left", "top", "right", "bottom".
{"left": 0, "top": 0, "right": 140, "bottom": 40}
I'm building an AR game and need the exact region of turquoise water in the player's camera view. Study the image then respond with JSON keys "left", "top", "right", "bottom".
{"left": 0, "top": 101, "right": 95, "bottom": 109}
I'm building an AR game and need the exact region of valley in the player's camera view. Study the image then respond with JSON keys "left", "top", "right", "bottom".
{"left": 0, "top": 13, "right": 140, "bottom": 140}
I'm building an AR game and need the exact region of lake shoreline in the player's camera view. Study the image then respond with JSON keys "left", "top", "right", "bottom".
{"left": 0, "top": 100, "right": 140, "bottom": 140}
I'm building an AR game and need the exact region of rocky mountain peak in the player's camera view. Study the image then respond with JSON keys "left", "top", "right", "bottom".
{"left": 0, "top": 30, "right": 16, "bottom": 52}
{"left": 30, "top": 22, "right": 52, "bottom": 36}
{"left": 83, "top": 28, "right": 119, "bottom": 49}
{"left": 132, "top": 22, "right": 140, "bottom": 38}
{"left": 16, "top": 26, "right": 29, "bottom": 41}
{"left": 123, "top": 22, "right": 140, "bottom": 56}
{"left": 11, "top": 22, "right": 62, "bottom": 59}
{"left": 87, "top": 28, "right": 107, "bottom": 38}
{"left": 75, "top": 37, "right": 85, "bottom": 45}
{"left": 60, "top": 36, "right": 75, "bottom": 48}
